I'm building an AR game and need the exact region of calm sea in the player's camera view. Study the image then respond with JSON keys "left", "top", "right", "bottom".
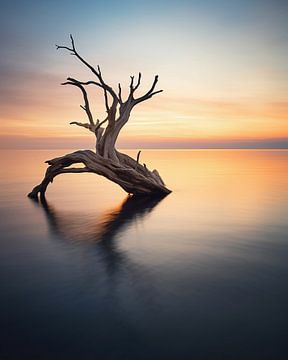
{"left": 0, "top": 149, "right": 287, "bottom": 359}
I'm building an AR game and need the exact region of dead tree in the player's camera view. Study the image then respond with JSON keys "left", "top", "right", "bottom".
{"left": 28, "top": 35, "right": 171, "bottom": 200}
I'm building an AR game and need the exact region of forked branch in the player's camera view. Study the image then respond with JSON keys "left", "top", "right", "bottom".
{"left": 134, "top": 75, "right": 163, "bottom": 104}
{"left": 62, "top": 78, "right": 94, "bottom": 126}
{"left": 56, "top": 35, "right": 119, "bottom": 102}
{"left": 28, "top": 36, "right": 171, "bottom": 199}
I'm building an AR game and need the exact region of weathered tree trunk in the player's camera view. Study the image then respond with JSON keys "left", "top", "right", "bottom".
{"left": 28, "top": 36, "right": 171, "bottom": 200}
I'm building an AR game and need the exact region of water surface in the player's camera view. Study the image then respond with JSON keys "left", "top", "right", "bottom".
{"left": 0, "top": 150, "right": 288, "bottom": 359}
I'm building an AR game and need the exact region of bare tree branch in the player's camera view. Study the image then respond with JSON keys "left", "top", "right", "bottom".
{"left": 134, "top": 72, "right": 142, "bottom": 91}
{"left": 127, "top": 72, "right": 142, "bottom": 100}
{"left": 56, "top": 35, "right": 120, "bottom": 103}
{"left": 95, "top": 117, "right": 109, "bottom": 131}
{"left": 136, "top": 150, "right": 141, "bottom": 163}
{"left": 67, "top": 77, "right": 103, "bottom": 88}
{"left": 65, "top": 77, "right": 113, "bottom": 117}
{"left": 118, "top": 83, "right": 123, "bottom": 103}
{"left": 70, "top": 121, "right": 91, "bottom": 130}
{"left": 29, "top": 37, "right": 171, "bottom": 199}
{"left": 104, "top": 89, "right": 109, "bottom": 113}
{"left": 134, "top": 75, "right": 163, "bottom": 105}
{"left": 130, "top": 76, "right": 134, "bottom": 91}
{"left": 62, "top": 79, "right": 94, "bottom": 125}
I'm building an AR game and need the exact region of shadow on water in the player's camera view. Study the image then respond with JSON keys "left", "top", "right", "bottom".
{"left": 33, "top": 194, "right": 165, "bottom": 241}
{"left": 20, "top": 196, "right": 171, "bottom": 359}
{"left": 29, "top": 194, "right": 166, "bottom": 275}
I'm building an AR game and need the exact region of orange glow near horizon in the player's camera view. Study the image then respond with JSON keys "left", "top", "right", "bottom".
{"left": 0, "top": 1, "right": 287, "bottom": 148}
{"left": 1, "top": 83, "right": 287, "bottom": 148}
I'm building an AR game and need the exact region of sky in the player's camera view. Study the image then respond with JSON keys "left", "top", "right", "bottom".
{"left": 0, "top": 0, "right": 287, "bottom": 149}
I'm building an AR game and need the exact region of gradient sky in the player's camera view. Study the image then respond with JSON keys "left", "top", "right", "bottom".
{"left": 0, "top": 0, "right": 287, "bottom": 148}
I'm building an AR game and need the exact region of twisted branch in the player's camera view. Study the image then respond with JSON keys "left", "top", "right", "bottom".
{"left": 56, "top": 35, "right": 119, "bottom": 102}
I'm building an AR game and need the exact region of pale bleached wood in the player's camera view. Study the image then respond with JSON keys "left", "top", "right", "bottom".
{"left": 28, "top": 36, "right": 171, "bottom": 200}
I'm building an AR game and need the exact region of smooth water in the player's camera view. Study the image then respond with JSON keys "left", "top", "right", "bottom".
{"left": 0, "top": 150, "right": 287, "bottom": 359}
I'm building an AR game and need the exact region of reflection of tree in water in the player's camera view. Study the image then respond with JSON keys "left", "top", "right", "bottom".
{"left": 30, "top": 197, "right": 168, "bottom": 334}
{"left": 31, "top": 194, "right": 165, "bottom": 277}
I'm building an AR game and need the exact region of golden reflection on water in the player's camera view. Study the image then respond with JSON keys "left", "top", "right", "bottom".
{"left": 0, "top": 149, "right": 287, "bottom": 248}
{"left": 1, "top": 150, "right": 288, "bottom": 360}
{"left": 151, "top": 150, "right": 288, "bottom": 229}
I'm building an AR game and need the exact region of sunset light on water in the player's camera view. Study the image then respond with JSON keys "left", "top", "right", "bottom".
{"left": 0, "top": 0, "right": 288, "bottom": 359}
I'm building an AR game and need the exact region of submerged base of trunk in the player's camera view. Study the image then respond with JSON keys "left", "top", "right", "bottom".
{"left": 28, "top": 150, "right": 171, "bottom": 200}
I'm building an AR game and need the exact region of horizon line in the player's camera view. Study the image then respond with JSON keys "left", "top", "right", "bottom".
{"left": 1, "top": 147, "right": 288, "bottom": 150}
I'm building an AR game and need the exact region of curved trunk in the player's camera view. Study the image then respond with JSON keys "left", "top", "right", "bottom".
{"left": 28, "top": 150, "right": 171, "bottom": 200}
{"left": 28, "top": 36, "right": 171, "bottom": 201}
{"left": 97, "top": 111, "right": 131, "bottom": 161}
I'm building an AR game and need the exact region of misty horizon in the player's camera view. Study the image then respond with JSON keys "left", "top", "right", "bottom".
{"left": 1, "top": 135, "right": 288, "bottom": 149}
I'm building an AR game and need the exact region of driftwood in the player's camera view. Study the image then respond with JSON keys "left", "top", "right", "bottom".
{"left": 28, "top": 35, "right": 171, "bottom": 200}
